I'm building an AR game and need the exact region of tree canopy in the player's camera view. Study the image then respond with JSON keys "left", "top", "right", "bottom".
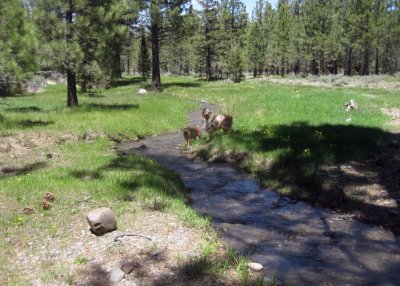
{"left": 1, "top": 0, "right": 399, "bottom": 99}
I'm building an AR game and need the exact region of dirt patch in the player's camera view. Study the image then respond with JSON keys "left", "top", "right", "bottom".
{"left": 381, "top": 107, "right": 400, "bottom": 132}
{"left": 259, "top": 75, "right": 400, "bottom": 89}
{"left": 3, "top": 201, "right": 256, "bottom": 285}
{"left": 3, "top": 206, "right": 214, "bottom": 285}
{"left": 0, "top": 131, "right": 105, "bottom": 156}
{"left": 0, "top": 131, "right": 106, "bottom": 179}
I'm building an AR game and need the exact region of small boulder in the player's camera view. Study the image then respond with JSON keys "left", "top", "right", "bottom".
{"left": 137, "top": 88, "right": 147, "bottom": 95}
{"left": 109, "top": 267, "right": 125, "bottom": 283}
{"left": 248, "top": 262, "right": 263, "bottom": 271}
{"left": 86, "top": 207, "right": 117, "bottom": 235}
{"left": 120, "top": 261, "right": 135, "bottom": 274}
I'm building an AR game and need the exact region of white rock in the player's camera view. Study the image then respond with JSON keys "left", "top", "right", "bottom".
{"left": 248, "top": 262, "right": 263, "bottom": 271}
{"left": 137, "top": 88, "right": 147, "bottom": 95}
{"left": 109, "top": 267, "right": 125, "bottom": 283}
{"left": 86, "top": 207, "right": 117, "bottom": 235}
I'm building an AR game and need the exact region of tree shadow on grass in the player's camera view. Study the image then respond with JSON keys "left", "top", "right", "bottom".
{"left": 17, "top": 119, "right": 54, "bottom": 128}
{"left": 69, "top": 170, "right": 103, "bottom": 180}
{"left": 78, "top": 103, "right": 139, "bottom": 112}
{"left": 67, "top": 152, "right": 189, "bottom": 204}
{"left": 1, "top": 162, "right": 47, "bottom": 179}
{"left": 201, "top": 122, "right": 400, "bottom": 234}
{"left": 5, "top": 106, "right": 42, "bottom": 113}
{"left": 100, "top": 154, "right": 188, "bottom": 203}
{"left": 110, "top": 77, "right": 147, "bottom": 88}
{"left": 143, "top": 82, "right": 202, "bottom": 91}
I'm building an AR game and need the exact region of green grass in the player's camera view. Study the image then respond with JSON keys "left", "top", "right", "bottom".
{"left": 0, "top": 77, "right": 196, "bottom": 136}
{"left": 166, "top": 76, "right": 400, "bottom": 205}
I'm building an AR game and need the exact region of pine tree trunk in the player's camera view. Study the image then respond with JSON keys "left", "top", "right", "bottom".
{"left": 151, "top": 3, "right": 161, "bottom": 91}
{"left": 374, "top": 47, "right": 379, "bottom": 75}
{"left": 383, "top": 42, "right": 389, "bottom": 74}
{"left": 344, "top": 46, "right": 352, "bottom": 76}
{"left": 67, "top": 69, "right": 78, "bottom": 107}
{"left": 66, "top": 0, "right": 78, "bottom": 107}
{"left": 294, "top": 59, "right": 300, "bottom": 75}
{"left": 280, "top": 58, "right": 285, "bottom": 77}
{"left": 253, "top": 67, "right": 257, "bottom": 78}
{"left": 206, "top": 45, "right": 212, "bottom": 81}
{"left": 311, "top": 59, "right": 318, "bottom": 75}
{"left": 319, "top": 50, "right": 324, "bottom": 75}
{"left": 333, "top": 60, "right": 338, "bottom": 75}
{"left": 361, "top": 45, "right": 370, "bottom": 75}
{"left": 113, "top": 48, "right": 122, "bottom": 79}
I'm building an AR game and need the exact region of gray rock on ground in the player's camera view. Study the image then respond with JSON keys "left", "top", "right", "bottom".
{"left": 109, "top": 267, "right": 125, "bottom": 283}
{"left": 248, "top": 262, "right": 263, "bottom": 271}
{"left": 86, "top": 207, "right": 117, "bottom": 235}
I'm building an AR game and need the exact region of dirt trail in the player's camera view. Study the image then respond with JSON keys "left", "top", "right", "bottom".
{"left": 118, "top": 103, "right": 400, "bottom": 286}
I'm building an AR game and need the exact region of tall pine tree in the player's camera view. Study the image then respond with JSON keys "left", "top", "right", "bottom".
{"left": 0, "top": 0, "right": 38, "bottom": 96}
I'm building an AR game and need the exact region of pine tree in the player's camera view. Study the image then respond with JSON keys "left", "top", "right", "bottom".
{"left": 263, "top": 2, "right": 277, "bottom": 74}
{"left": 141, "top": 0, "right": 189, "bottom": 90}
{"left": 218, "top": 0, "right": 248, "bottom": 77}
{"left": 138, "top": 29, "right": 151, "bottom": 79}
{"left": 226, "top": 44, "right": 244, "bottom": 81}
{"left": 273, "top": 0, "right": 291, "bottom": 76}
{"left": 246, "top": 0, "right": 267, "bottom": 78}
{"left": 0, "top": 0, "right": 38, "bottom": 96}
{"left": 289, "top": 0, "right": 305, "bottom": 75}
{"left": 197, "top": 0, "right": 220, "bottom": 81}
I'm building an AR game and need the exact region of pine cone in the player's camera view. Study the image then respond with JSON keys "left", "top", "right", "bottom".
{"left": 42, "top": 199, "right": 52, "bottom": 210}
{"left": 43, "top": 192, "right": 54, "bottom": 202}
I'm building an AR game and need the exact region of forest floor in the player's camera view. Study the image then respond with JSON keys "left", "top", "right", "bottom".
{"left": 0, "top": 75, "right": 399, "bottom": 285}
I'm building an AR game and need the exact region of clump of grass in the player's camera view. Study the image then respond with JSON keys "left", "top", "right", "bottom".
{"left": 73, "top": 256, "right": 90, "bottom": 265}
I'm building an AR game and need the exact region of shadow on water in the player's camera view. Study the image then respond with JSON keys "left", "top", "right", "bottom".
{"left": 200, "top": 122, "right": 400, "bottom": 235}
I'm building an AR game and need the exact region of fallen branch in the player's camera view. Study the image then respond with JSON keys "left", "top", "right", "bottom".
{"left": 114, "top": 233, "right": 152, "bottom": 242}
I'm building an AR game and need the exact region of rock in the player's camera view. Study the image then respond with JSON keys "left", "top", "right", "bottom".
{"left": 109, "top": 267, "right": 125, "bottom": 283}
{"left": 248, "top": 262, "right": 263, "bottom": 271}
{"left": 137, "top": 88, "right": 147, "bottom": 95}
{"left": 86, "top": 207, "right": 117, "bottom": 235}
{"left": 120, "top": 261, "right": 135, "bottom": 274}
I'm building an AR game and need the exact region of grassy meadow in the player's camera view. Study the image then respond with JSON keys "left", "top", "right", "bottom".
{"left": 173, "top": 77, "right": 400, "bottom": 205}
{"left": 0, "top": 75, "right": 399, "bottom": 284}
